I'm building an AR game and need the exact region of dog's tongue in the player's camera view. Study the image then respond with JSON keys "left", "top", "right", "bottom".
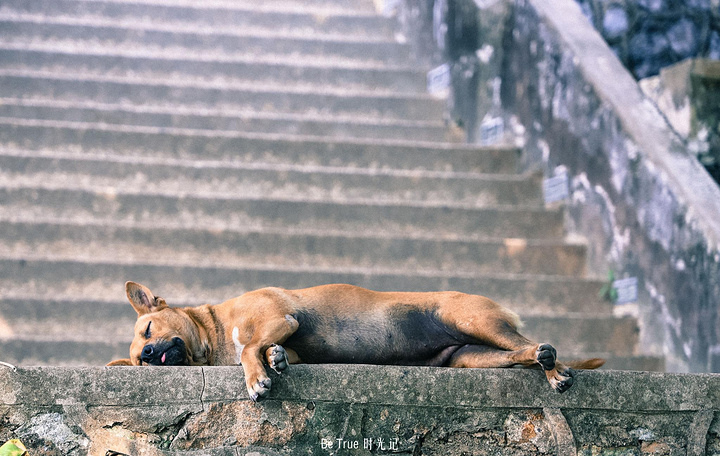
{"left": 161, "top": 352, "right": 166, "bottom": 364}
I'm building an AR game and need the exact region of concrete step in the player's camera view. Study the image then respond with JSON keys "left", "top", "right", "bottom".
{"left": 0, "top": 338, "right": 660, "bottom": 371}
{"left": 590, "top": 355, "right": 665, "bottom": 372}
{"left": 0, "top": 120, "right": 519, "bottom": 174}
{"left": 1, "top": 298, "right": 614, "bottom": 346}
{"left": 0, "top": 301, "right": 632, "bottom": 363}
{"left": 0, "top": 16, "right": 408, "bottom": 65}
{"left": 0, "top": 220, "right": 587, "bottom": 277}
{"left": 0, "top": 151, "right": 540, "bottom": 208}
{"left": 207, "top": 0, "right": 378, "bottom": 13}
{"left": 0, "top": 98, "right": 453, "bottom": 142}
{"left": 0, "top": 46, "right": 427, "bottom": 94}
{"left": 6, "top": 368, "right": 701, "bottom": 456}
{"left": 0, "top": 70, "right": 443, "bottom": 121}
{"left": 0, "top": 186, "right": 565, "bottom": 240}
{"left": 0, "top": 259, "right": 609, "bottom": 315}
{"left": 0, "top": 0, "right": 394, "bottom": 39}
{"left": 520, "top": 314, "right": 639, "bottom": 358}
{"left": 0, "top": 338, "right": 129, "bottom": 367}
{"left": 109, "top": 0, "right": 381, "bottom": 14}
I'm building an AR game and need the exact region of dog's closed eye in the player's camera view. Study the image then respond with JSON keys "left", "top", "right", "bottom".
{"left": 144, "top": 321, "right": 152, "bottom": 339}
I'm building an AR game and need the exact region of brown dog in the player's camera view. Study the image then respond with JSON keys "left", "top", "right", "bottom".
{"left": 108, "top": 282, "right": 604, "bottom": 400}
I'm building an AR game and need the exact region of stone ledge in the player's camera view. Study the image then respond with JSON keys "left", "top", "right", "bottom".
{"left": 1, "top": 366, "right": 719, "bottom": 455}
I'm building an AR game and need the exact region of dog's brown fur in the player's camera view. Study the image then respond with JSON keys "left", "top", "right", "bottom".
{"left": 109, "top": 282, "right": 604, "bottom": 400}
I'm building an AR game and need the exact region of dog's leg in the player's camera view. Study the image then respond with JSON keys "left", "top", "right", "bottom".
{"left": 489, "top": 337, "right": 576, "bottom": 394}
{"left": 241, "top": 314, "right": 299, "bottom": 402}
{"left": 446, "top": 344, "right": 573, "bottom": 391}
{"left": 453, "top": 333, "right": 575, "bottom": 393}
{"left": 448, "top": 344, "right": 540, "bottom": 368}
{"left": 437, "top": 297, "right": 575, "bottom": 393}
{"left": 469, "top": 322, "right": 576, "bottom": 393}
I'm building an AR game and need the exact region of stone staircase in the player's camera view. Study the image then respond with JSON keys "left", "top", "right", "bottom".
{"left": 0, "top": 0, "right": 662, "bottom": 371}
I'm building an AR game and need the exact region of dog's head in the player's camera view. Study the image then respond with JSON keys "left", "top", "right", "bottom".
{"left": 108, "top": 282, "right": 198, "bottom": 366}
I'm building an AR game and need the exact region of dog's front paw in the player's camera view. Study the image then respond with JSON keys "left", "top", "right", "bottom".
{"left": 536, "top": 343, "right": 557, "bottom": 371}
{"left": 547, "top": 366, "right": 575, "bottom": 393}
{"left": 267, "top": 344, "right": 289, "bottom": 374}
{"left": 247, "top": 376, "right": 272, "bottom": 402}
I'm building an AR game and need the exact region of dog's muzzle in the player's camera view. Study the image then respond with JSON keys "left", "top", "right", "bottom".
{"left": 140, "top": 337, "right": 188, "bottom": 366}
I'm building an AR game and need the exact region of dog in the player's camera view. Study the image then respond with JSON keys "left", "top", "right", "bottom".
{"left": 108, "top": 281, "right": 604, "bottom": 400}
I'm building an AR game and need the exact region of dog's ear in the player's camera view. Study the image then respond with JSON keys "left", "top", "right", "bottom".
{"left": 125, "top": 281, "right": 168, "bottom": 316}
{"left": 106, "top": 358, "right": 134, "bottom": 366}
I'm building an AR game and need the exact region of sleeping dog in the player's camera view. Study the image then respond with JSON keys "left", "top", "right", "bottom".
{"left": 108, "top": 282, "right": 604, "bottom": 400}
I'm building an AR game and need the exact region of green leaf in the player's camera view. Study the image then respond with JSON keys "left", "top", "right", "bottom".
{"left": 599, "top": 270, "right": 618, "bottom": 304}
{"left": 0, "top": 439, "right": 27, "bottom": 456}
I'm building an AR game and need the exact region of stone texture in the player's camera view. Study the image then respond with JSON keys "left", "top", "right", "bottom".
{"left": 603, "top": 6, "right": 630, "bottom": 40}
{"left": 640, "top": 58, "right": 720, "bottom": 183}
{"left": 501, "top": 0, "right": 720, "bottom": 372}
{"left": 1, "top": 366, "right": 719, "bottom": 455}
{"left": 574, "top": 0, "right": 720, "bottom": 79}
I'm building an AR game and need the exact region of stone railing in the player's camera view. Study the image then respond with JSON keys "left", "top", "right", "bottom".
{"left": 500, "top": 0, "right": 720, "bottom": 373}
{"left": 1, "top": 365, "right": 719, "bottom": 455}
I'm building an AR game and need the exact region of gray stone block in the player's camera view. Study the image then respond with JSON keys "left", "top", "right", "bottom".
{"left": 0, "top": 366, "right": 716, "bottom": 454}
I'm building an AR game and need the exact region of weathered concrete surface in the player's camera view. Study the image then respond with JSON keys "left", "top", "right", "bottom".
{"left": 640, "top": 58, "right": 720, "bottom": 182}
{"left": 501, "top": 0, "right": 720, "bottom": 373}
{"left": 1, "top": 365, "right": 719, "bottom": 455}
{"left": 392, "top": 0, "right": 512, "bottom": 140}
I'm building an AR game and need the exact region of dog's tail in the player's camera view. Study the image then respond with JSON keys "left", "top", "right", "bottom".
{"left": 565, "top": 358, "right": 605, "bottom": 370}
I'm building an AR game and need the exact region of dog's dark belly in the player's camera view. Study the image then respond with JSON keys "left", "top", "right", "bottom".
{"left": 283, "top": 307, "right": 469, "bottom": 366}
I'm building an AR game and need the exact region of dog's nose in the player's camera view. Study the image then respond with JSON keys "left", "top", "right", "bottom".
{"left": 141, "top": 345, "right": 154, "bottom": 362}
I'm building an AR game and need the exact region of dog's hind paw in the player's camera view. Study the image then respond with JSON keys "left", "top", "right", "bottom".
{"left": 547, "top": 366, "right": 575, "bottom": 394}
{"left": 536, "top": 343, "right": 557, "bottom": 371}
{"left": 267, "top": 344, "right": 289, "bottom": 374}
{"left": 248, "top": 377, "right": 272, "bottom": 402}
